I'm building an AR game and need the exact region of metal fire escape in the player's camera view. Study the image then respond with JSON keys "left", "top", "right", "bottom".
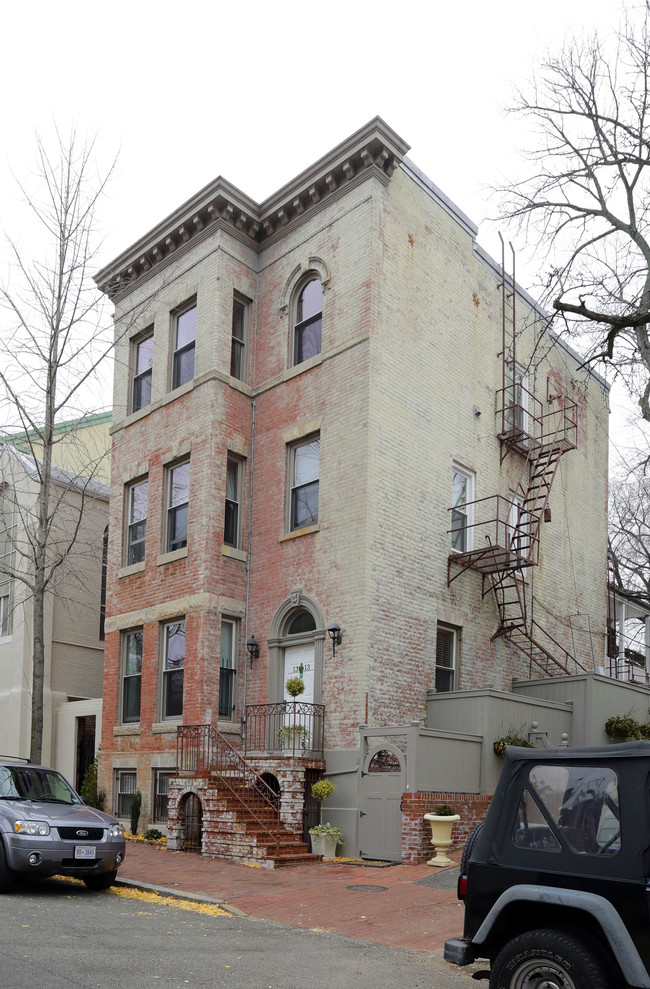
{"left": 447, "top": 238, "right": 585, "bottom": 677}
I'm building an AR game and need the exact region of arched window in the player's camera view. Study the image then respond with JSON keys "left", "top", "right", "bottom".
{"left": 287, "top": 610, "right": 316, "bottom": 635}
{"left": 293, "top": 277, "right": 322, "bottom": 365}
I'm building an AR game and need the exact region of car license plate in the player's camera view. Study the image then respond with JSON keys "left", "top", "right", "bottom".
{"left": 74, "top": 845, "right": 96, "bottom": 860}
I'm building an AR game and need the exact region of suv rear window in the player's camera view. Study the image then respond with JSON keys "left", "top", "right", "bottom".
{"left": 512, "top": 764, "right": 620, "bottom": 857}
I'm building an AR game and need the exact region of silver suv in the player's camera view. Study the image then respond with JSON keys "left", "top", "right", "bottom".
{"left": 0, "top": 759, "right": 125, "bottom": 892}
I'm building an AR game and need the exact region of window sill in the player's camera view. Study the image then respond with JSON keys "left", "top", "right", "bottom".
{"left": 0, "top": 635, "right": 13, "bottom": 646}
{"left": 228, "top": 376, "right": 252, "bottom": 396}
{"left": 217, "top": 721, "right": 240, "bottom": 734}
{"left": 284, "top": 354, "right": 322, "bottom": 381}
{"left": 118, "top": 561, "right": 146, "bottom": 579}
{"left": 152, "top": 721, "right": 182, "bottom": 734}
{"left": 167, "top": 380, "right": 194, "bottom": 401}
{"left": 114, "top": 724, "right": 142, "bottom": 736}
{"left": 221, "top": 545, "right": 247, "bottom": 562}
{"left": 279, "top": 523, "right": 320, "bottom": 542}
{"left": 157, "top": 547, "right": 188, "bottom": 566}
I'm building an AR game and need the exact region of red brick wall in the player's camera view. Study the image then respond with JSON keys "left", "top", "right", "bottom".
{"left": 401, "top": 791, "right": 492, "bottom": 865}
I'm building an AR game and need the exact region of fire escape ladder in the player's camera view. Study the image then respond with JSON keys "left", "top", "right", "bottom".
{"left": 177, "top": 724, "right": 288, "bottom": 857}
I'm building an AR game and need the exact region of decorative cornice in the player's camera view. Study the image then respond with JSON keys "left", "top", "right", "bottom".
{"left": 94, "top": 117, "right": 410, "bottom": 301}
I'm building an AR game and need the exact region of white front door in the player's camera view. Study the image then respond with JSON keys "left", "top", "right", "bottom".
{"left": 283, "top": 644, "right": 315, "bottom": 703}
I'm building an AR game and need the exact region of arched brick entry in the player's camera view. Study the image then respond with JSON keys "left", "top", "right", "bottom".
{"left": 179, "top": 792, "right": 203, "bottom": 852}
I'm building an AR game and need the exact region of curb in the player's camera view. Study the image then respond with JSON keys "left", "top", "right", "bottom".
{"left": 115, "top": 877, "right": 248, "bottom": 918}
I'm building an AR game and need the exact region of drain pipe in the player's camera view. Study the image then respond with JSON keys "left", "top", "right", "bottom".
{"left": 242, "top": 395, "right": 256, "bottom": 741}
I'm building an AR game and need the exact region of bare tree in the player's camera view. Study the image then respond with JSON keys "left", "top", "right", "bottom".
{"left": 609, "top": 471, "right": 650, "bottom": 600}
{"left": 0, "top": 130, "right": 116, "bottom": 763}
{"left": 499, "top": 2, "right": 650, "bottom": 426}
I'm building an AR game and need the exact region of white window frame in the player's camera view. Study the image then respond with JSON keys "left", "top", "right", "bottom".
{"left": 0, "top": 591, "right": 10, "bottom": 639}
{"left": 293, "top": 276, "right": 323, "bottom": 366}
{"left": 223, "top": 456, "right": 243, "bottom": 549}
{"left": 435, "top": 624, "right": 458, "bottom": 692}
{"left": 131, "top": 329, "right": 154, "bottom": 413}
{"left": 125, "top": 478, "right": 148, "bottom": 565}
{"left": 114, "top": 770, "right": 137, "bottom": 819}
{"left": 219, "top": 619, "right": 237, "bottom": 721}
{"left": 507, "top": 490, "right": 526, "bottom": 564}
{"left": 165, "top": 460, "right": 190, "bottom": 553}
{"left": 162, "top": 620, "right": 185, "bottom": 720}
{"left": 507, "top": 362, "right": 529, "bottom": 434}
{"left": 171, "top": 301, "right": 197, "bottom": 390}
{"left": 121, "top": 629, "right": 143, "bottom": 724}
{"left": 289, "top": 435, "right": 320, "bottom": 531}
{"left": 230, "top": 294, "right": 249, "bottom": 381}
{"left": 451, "top": 464, "right": 475, "bottom": 553}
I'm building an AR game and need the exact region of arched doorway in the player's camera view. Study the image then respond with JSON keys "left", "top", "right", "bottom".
{"left": 259, "top": 772, "right": 281, "bottom": 812}
{"left": 268, "top": 590, "right": 326, "bottom": 706}
{"left": 179, "top": 792, "right": 203, "bottom": 853}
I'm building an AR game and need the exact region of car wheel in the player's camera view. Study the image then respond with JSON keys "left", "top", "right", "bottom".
{"left": 0, "top": 840, "right": 15, "bottom": 893}
{"left": 460, "top": 823, "right": 483, "bottom": 874}
{"left": 490, "top": 928, "right": 610, "bottom": 989}
{"left": 83, "top": 870, "right": 117, "bottom": 891}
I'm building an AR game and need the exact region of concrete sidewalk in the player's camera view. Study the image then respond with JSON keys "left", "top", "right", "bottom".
{"left": 118, "top": 842, "right": 465, "bottom": 954}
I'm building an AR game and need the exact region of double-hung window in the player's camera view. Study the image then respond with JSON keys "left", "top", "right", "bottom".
{"left": 435, "top": 624, "right": 457, "bottom": 692}
{"left": 293, "top": 278, "right": 322, "bottom": 365}
{"left": 115, "top": 770, "right": 137, "bottom": 819}
{"left": 0, "top": 484, "right": 15, "bottom": 638}
{"left": 230, "top": 296, "right": 248, "bottom": 380}
{"left": 122, "top": 630, "right": 142, "bottom": 723}
{"left": 153, "top": 770, "right": 174, "bottom": 823}
{"left": 172, "top": 303, "right": 196, "bottom": 389}
{"left": 451, "top": 465, "right": 474, "bottom": 553}
{"left": 506, "top": 363, "right": 529, "bottom": 434}
{"left": 132, "top": 332, "right": 153, "bottom": 412}
{"left": 166, "top": 461, "right": 190, "bottom": 553}
{"left": 224, "top": 457, "right": 242, "bottom": 548}
{"left": 219, "top": 619, "right": 237, "bottom": 721}
{"left": 0, "top": 592, "right": 9, "bottom": 638}
{"left": 162, "top": 621, "right": 185, "bottom": 719}
{"left": 290, "top": 436, "right": 320, "bottom": 530}
{"left": 126, "top": 478, "right": 148, "bottom": 565}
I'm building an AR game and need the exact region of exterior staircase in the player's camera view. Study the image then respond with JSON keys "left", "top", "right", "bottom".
{"left": 449, "top": 387, "right": 586, "bottom": 677}
{"left": 173, "top": 725, "right": 321, "bottom": 868}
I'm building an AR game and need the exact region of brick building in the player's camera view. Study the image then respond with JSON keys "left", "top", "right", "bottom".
{"left": 95, "top": 119, "right": 610, "bottom": 863}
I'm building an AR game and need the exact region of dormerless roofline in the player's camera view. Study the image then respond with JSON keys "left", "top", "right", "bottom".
{"left": 94, "top": 117, "right": 410, "bottom": 301}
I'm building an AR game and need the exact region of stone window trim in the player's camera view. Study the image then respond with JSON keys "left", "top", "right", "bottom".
{"left": 279, "top": 258, "right": 330, "bottom": 312}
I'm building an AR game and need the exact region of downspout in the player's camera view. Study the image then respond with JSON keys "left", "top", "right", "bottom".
{"left": 242, "top": 395, "right": 256, "bottom": 741}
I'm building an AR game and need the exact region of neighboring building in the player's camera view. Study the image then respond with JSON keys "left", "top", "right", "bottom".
{"left": 0, "top": 413, "right": 110, "bottom": 787}
{"left": 95, "top": 118, "right": 612, "bottom": 863}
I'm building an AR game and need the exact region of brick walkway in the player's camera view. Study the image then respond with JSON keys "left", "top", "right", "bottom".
{"left": 118, "top": 842, "right": 465, "bottom": 954}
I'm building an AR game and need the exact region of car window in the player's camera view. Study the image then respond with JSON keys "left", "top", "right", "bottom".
{"left": 522, "top": 764, "right": 620, "bottom": 857}
{"left": 1, "top": 766, "right": 80, "bottom": 804}
{"left": 0, "top": 766, "right": 22, "bottom": 799}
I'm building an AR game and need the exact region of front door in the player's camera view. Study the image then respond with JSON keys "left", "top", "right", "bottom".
{"left": 283, "top": 644, "right": 315, "bottom": 702}
{"left": 359, "top": 745, "right": 405, "bottom": 862}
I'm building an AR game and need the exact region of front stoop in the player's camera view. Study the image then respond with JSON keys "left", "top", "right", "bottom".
{"left": 169, "top": 777, "right": 322, "bottom": 868}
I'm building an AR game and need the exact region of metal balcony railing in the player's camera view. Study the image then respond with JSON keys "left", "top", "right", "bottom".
{"left": 244, "top": 701, "right": 325, "bottom": 757}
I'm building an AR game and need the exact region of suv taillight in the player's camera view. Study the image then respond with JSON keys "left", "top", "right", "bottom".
{"left": 457, "top": 875, "right": 467, "bottom": 900}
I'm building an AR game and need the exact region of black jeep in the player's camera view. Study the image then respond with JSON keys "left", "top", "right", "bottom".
{"left": 444, "top": 742, "right": 650, "bottom": 988}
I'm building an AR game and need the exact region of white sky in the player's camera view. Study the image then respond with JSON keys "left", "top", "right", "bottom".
{"left": 0, "top": 0, "right": 646, "bottom": 468}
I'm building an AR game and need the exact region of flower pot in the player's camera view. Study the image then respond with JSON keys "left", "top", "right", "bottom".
{"left": 309, "top": 831, "right": 339, "bottom": 858}
{"left": 423, "top": 812, "right": 460, "bottom": 867}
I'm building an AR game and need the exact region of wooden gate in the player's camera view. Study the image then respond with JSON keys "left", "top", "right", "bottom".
{"left": 180, "top": 792, "right": 203, "bottom": 853}
{"left": 359, "top": 744, "right": 405, "bottom": 862}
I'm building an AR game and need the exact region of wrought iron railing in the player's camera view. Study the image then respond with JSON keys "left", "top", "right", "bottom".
{"left": 176, "top": 724, "right": 284, "bottom": 856}
{"left": 244, "top": 701, "right": 325, "bottom": 757}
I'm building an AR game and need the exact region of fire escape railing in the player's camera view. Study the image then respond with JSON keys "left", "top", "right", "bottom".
{"left": 176, "top": 724, "right": 284, "bottom": 856}
{"left": 244, "top": 701, "right": 325, "bottom": 757}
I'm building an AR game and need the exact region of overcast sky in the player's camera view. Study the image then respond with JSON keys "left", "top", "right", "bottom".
{"left": 0, "top": 0, "right": 645, "bottom": 468}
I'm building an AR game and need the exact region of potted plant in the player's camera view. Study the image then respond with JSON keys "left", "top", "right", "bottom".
{"left": 605, "top": 714, "right": 641, "bottom": 740}
{"left": 423, "top": 803, "right": 460, "bottom": 867}
{"left": 493, "top": 728, "right": 534, "bottom": 757}
{"left": 309, "top": 822, "right": 343, "bottom": 858}
{"left": 309, "top": 778, "right": 337, "bottom": 853}
{"left": 285, "top": 676, "right": 305, "bottom": 698}
{"left": 277, "top": 724, "right": 310, "bottom": 750}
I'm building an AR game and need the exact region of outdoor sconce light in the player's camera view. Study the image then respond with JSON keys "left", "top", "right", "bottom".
{"left": 327, "top": 623, "right": 342, "bottom": 657}
{"left": 246, "top": 634, "right": 260, "bottom": 668}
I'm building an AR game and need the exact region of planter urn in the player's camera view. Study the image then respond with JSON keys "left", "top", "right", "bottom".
{"left": 423, "top": 812, "right": 460, "bottom": 867}
{"left": 309, "top": 831, "right": 338, "bottom": 858}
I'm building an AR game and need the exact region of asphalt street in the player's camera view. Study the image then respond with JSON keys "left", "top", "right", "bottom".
{"left": 0, "top": 877, "right": 487, "bottom": 989}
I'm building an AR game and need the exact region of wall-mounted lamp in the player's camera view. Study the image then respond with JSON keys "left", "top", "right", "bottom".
{"left": 327, "top": 623, "right": 342, "bottom": 657}
{"left": 246, "top": 634, "right": 260, "bottom": 668}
